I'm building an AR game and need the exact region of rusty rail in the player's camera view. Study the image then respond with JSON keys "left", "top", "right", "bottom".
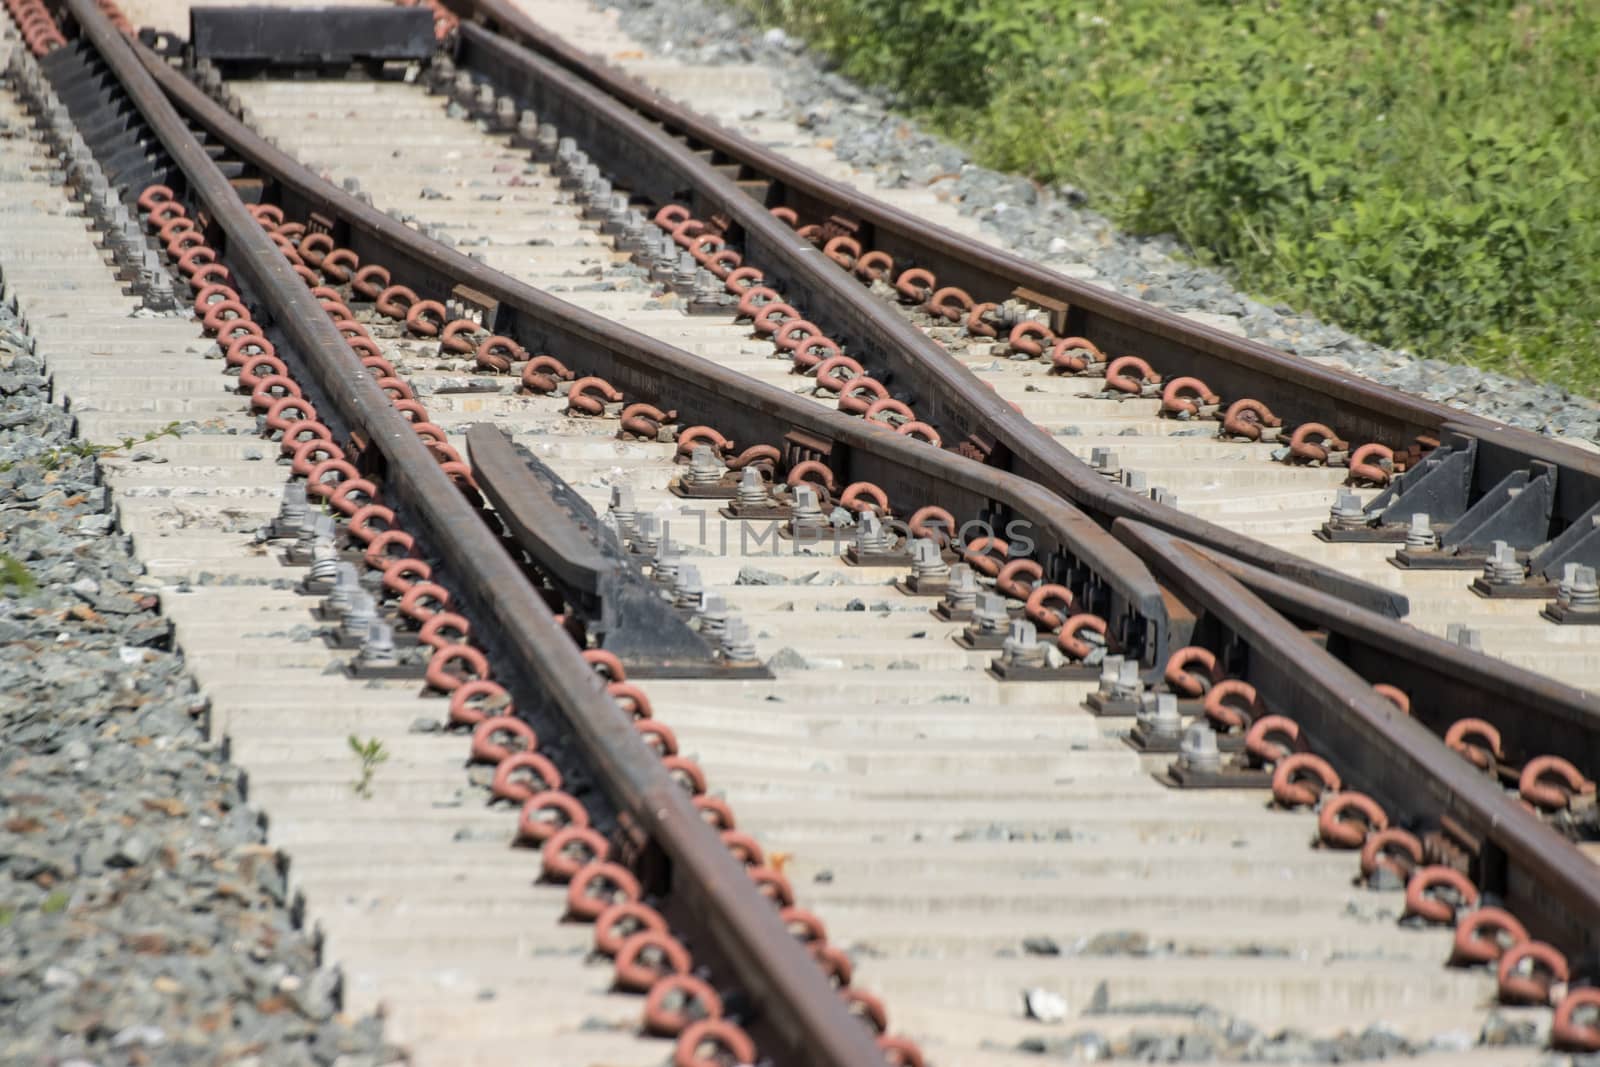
{"left": 1116, "top": 519, "right": 1600, "bottom": 959}
{"left": 444, "top": 14, "right": 1408, "bottom": 619}
{"left": 63, "top": 4, "right": 885, "bottom": 1063}
{"left": 135, "top": 43, "right": 1174, "bottom": 672}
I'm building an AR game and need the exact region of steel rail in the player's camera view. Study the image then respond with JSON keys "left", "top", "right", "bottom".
{"left": 453, "top": 0, "right": 1600, "bottom": 543}
{"left": 136, "top": 45, "right": 1175, "bottom": 669}
{"left": 1196, "top": 542, "right": 1600, "bottom": 790}
{"left": 1115, "top": 518, "right": 1600, "bottom": 959}
{"left": 446, "top": 17, "right": 1408, "bottom": 619}
{"left": 64, "top": 6, "right": 886, "bottom": 1063}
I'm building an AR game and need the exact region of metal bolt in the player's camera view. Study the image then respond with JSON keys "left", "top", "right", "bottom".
{"left": 941, "top": 564, "right": 979, "bottom": 612}
{"left": 789, "top": 486, "right": 824, "bottom": 535}
{"left": 855, "top": 514, "right": 891, "bottom": 555}
{"left": 608, "top": 485, "right": 638, "bottom": 539}
{"left": 1150, "top": 486, "right": 1178, "bottom": 507}
{"left": 672, "top": 252, "right": 699, "bottom": 296}
{"left": 324, "top": 562, "right": 360, "bottom": 617}
{"left": 516, "top": 109, "right": 539, "bottom": 143}
{"left": 584, "top": 175, "right": 613, "bottom": 211}
{"left": 1179, "top": 723, "right": 1222, "bottom": 774}
{"left": 308, "top": 538, "right": 340, "bottom": 584}
{"left": 697, "top": 592, "right": 729, "bottom": 639}
{"left": 1404, "top": 513, "right": 1437, "bottom": 550}
{"left": 1111, "top": 658, "right": 1143, "bottom": 701}
{"left": 1558, "top": 564, "right": 1600, "bottom": 611}
{"left": 910, "top": 538, "right": 949, "bottom": 580}
{"left": 602, "top": 194, "right": 631, "bottom": 236}
{"left": 1121, "top": 469, "right": 1148, "bottom": 493}
{"left": 686, "top": 446, "right": 725, "bottom": 487}
{"left": 1001, "top": 618, "right": 1046, "bottom": 667}
{"left": 1328, "top": 490, "right": 1370, "bottom": 531}
{"left": 672, "top": 564, "right": 703, "bottom": 610}
{"left": 473, "top": 85, "right": 496, "bottom": 117}
{"left": 973, "top": 593, "right": 1009, "bottom": 635}
{"left": 359, "top": 619, "right": 399, "bottom": 668}
{"left": 652, "top": 538, "right": 681, "bottom": 587}
{"left": 692, "top": 269, "right": 723, "bottom": 306}
{"left": 721, "top": 617, "right": 757, "bottom": 662}
{"left": 534, "top": 123, "right": 560, "bottom": 161}
{"left": 494, "top": 95, "right": 517, "bottom": 131}
{"left": 632, "top": 514, "right": 661, "bottom": 556}
{"left": 1091, "top": 447, "right": 1121, "bottom": 478}
{"left": 1143, "top": 692, "right": 1182, "bottom": 740}
{"left": 1444, "top": 622, "right": 1483, "bottom": 653}
{"left": 274, "top": 481, "right": 308, "bottom": 534}
{"left": 735, "top": 467, "right": 770, "bottom": 509}
{"left": 1097, "top": 654, "right": 1124, "bottom": 696}
{"left": 427, "top": 56, "right": 455, "bottom": 93}
{"left": 620, "top": 209, "right": 649, "bottom": 254}
{"left": 1482, "top": 541, "right": 1524, "bottom": 586}
{"left": 341, "top": 590, "right": 377, "bottom": 645}
{"left": 452, "top": 72, "right": 476, "bottom": 107}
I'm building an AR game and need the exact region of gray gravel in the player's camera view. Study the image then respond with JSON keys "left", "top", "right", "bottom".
{"left": 588, "top": 0, "right": 1600, "bottom": 444}
{"left": 0, "top": 302, "right": 397, "bottom": 1066}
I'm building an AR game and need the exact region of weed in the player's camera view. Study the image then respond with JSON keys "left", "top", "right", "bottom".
{"left": 739, "top": 0, "right": 1600, "bottom": 396}
{"left": 348, "top": 735, "right": 389, "bottom": 799}
{"left": 0, "top": 551, "right": 36, "bottom": 595}
{"left": 3, "top": 421, "right": 183, "bottom": 473}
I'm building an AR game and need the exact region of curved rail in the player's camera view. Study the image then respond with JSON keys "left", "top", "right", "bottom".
{"left": 443, "top": 14, "right": 1409, "bottom": 618}
{"left": 452, "top": 0, "right": 1600, "bottom": 544}
{"left": 62, "top": 3, "right": 885, "bottom": 1063}
{"left": 134, "top": 42, "right": 1173, "bottom": 670}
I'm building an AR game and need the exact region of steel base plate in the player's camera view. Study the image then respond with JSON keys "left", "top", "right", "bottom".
{"left": 1316, "top": 524, "right": 1407, "bottom": 543}
{"left": 343, "top": 662, "right": 424, "bottom": 681}
{"left": 1390, "top": 548, "right": 1487, "bottom": 570}
{"left": 1124, "top": 723, "right": 1181, "bottom": 754}
{"left": 843, "top": 546, "right": 911, "bottom": 567}
{"left": 1470, "top": 578, "right": 1557, "bottom": 599}
{"left": 894, "top": 576, "right": 949, "bottom": 597}
{"left": 717, "top": 502, "right": 790, "bottom": 521}
{"left": 1157, "top": 762, "right": 1273, "bottom": 789}
{"left": 323, "top": 630, "right": 420, "bottom": 650}
{"left": 954, "top": 630, "right": 1008, "bottom": 651}
{"left": 986, "top": 660, "right": 1098, "bottom": 682}
{"left": 1539, "top": 603, "right": 1600, "bottom": 626}
{"left": 670, "top": 479, "right": 738, "bottom": 500}
{"left": 623, "top": 662, "right": 774, "bottom": 680}
{"left": 1084, "top": 692, "right": 1141, "bottom": 717}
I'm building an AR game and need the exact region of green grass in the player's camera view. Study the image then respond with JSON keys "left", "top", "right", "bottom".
{"left": 740, "top": 0, "right": 1600, "bottom": 395}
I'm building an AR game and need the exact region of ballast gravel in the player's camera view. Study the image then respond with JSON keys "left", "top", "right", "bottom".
{"left": 0, "top": 302, "right": 398, "bottom": 1067}
{"left": 589, "top": 0, "right": 1600, "bottom": 445}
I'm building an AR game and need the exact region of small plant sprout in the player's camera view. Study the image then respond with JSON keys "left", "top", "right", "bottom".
{"left": 348, "top": 735, "right": 389, "bottom": 799}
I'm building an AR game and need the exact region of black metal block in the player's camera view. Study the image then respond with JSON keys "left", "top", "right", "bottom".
{"left": 190, "top": 6, "right": 437, "bottom": 65}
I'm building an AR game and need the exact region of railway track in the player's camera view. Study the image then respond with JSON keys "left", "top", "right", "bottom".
{"left": 3, "top": 0, "right": 1600, "bottom": 1064}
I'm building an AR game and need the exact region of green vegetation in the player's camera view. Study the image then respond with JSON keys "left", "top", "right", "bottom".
{"left": 0, "top": 551, "right": 36, "bottom": 595}
{"left": 348, "top": 735, "right": 389, "bottom": 799}
{"left": 743, "top": 0, "right": 1600, "bottom": 393}
{"left": 0, "top": 421, "right": 182, "bottom": 474}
